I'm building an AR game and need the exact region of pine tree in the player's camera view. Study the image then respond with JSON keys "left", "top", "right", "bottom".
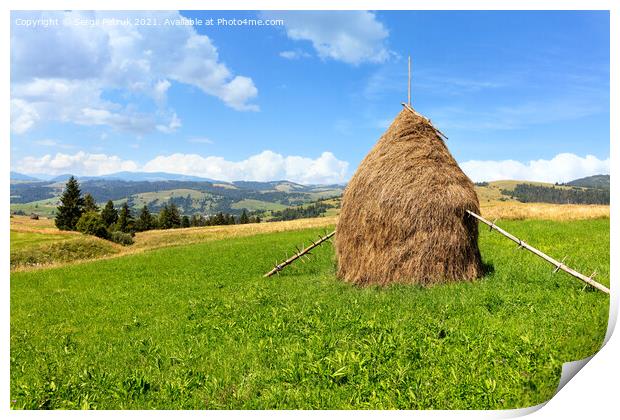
{"left": 101, "top": 200, "right": 118, "bottom": 227}
{"left": 239, "top": 209, "right": 250, "bottom": 224}
{"left": 116, "top": 202, "right": 134, "bottom": 233}
{"left": 83, "top": 193, "right": 99, "bottom": 213}
{"left": 158, "top": 203, "right": 181, "bottom": 229}
{"left": 158, "top": 204, "right": 170, "bottom": 229}
{"left": 55, "top": 176, "right": 84, "bottom": 230}
{"left": 181, "top": 215, "right": 190, "bottom": 228}
{"left": 136, "top": 205, "right": 153, "bottom": 232}
{"left": 168, "top": 203, "right": 181, "bottom": 228}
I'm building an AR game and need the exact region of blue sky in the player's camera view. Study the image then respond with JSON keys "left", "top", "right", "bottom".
{"left": 10, "top": 10, "right": 609, "bottom": 183}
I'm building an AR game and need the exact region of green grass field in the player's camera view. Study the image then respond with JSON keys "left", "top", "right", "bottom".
{"left": 10, "top": 227, "right": 121, "bottom": 270}
{"left": 10, "top": 198, "right": 60, "bottom": 218}
{"left": 10, "top": 219, "right": 609, "bottom": 409}
{"left": 10, "top": 231, "right": 73, "bottom": 251}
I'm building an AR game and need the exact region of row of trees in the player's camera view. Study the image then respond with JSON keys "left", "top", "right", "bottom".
{"left": 186, "top": 210, "right": 260, "bottom": 227}
{"left": 55, "top": 177, "right": 136, "bottom": 244}
{"left": 55, "top": 177, "right": 261, "bottom": 244}
{"left": 503, "top": 184, "right": 610, "bottom": 205}
{"left": 118, "top": 204, "right": 259, "bottom": 230}
{"left": 269, "top": 201, "right": 335, "bottom": 222}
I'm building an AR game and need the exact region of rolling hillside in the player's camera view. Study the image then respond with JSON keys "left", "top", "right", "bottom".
{"left": 474, "top": 179, "right": 609, "bottom": 205}
{"left": 565, "top": 174, "right": 609, "bottom": 190}
{"left": 10, "top": 175, "right": 344, "bottom": 218}
{"left": 10, "top": 172, "right": 609, "bottom": 219}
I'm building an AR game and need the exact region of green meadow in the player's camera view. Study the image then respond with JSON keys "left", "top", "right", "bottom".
{"left": 10, "top": 219, "right": 609, "bottom": 409}
{"left": 10, "top": 231, "right": 72, "bottom": 251}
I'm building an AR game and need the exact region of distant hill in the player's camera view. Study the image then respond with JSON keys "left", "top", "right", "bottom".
{"left": 10, "top": 178, "right": 345, "bottom": 217}
{"left": 565, "top": 174, "right": 609, "bottom": 190}
{"left": 48, "top": 171, "right": 216, "bottom": 183}
{"left": 232, "top": 180, "right": 344, "bottom": 193}
{"left": 10, "top": 172, "right": 41, "bottom": 182}
{"left": 48, "top": 174, "right": 77, "bottom": 182}
{"left": 11, "top": 171, "right": 608, "bottom": 219}
{"left": 474, "top": 177, "right": 610, "bottom": 205}
{"left": 92, "top": 171, "right": 217, "bottom": 182}
{"left": 490, "top": 176, "right": 610, "bottom": 205}
{"left": 505, "top": 183, "right": 609, "bottom": 205}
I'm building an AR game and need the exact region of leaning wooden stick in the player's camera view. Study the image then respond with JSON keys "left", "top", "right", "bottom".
{"left": 264, "top": 230, "right": 336, "bottom": 277}
{"left": 401, "top": 103, "right": 449, "bottom": 140}
{"left": 466, "top": 210, "right": 610, "bottom": 294}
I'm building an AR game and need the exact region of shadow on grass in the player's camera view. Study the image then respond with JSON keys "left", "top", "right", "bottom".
{"left": 482, "top": 261, "right": 495, "bottom": 276}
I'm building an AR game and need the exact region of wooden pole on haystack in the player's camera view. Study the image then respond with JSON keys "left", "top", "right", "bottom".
{"left": 466, "top": 210, "right": 610, "bottom": 294}
{"left": 264, "top": 230, "right": 336, "bottom": 277}
{"left": 402, "top": 57, "right": 449, "bottom": 141}
{"left": 408, "top": 56, "right": 412, "bottom": 107}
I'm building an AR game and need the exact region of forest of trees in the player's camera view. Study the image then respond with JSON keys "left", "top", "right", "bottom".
{"left": 268, "top": 201, "right": 335, "bottom": 222}
{"left": 53, "top": 177, "right": 261, "bottom": 246}
{"left": 503, "top": 184, "right": 610, "bottom": 205}
{"left": 10, "top": 178, "right": 309, "bottom": 207}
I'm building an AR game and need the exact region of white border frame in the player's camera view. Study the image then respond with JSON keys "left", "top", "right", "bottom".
{"left": 3, "top": 2, "right": 617, "bottom": 419}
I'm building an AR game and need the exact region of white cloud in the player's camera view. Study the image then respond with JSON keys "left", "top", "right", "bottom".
{"left": 460, "top": 153, "right": 609, "bottom": 183}
{"left": 15, "top": 150, "right": 349, "bottom": 184}
{"left": 15, "top": 150, "right": 608, "bottom": 185}
{"left": 264, "top": 11, "right": 391, "bottom": 65}
{"left": 143, "top": 150, "right": 348, "bottom": 184}
{"left": 153, "top": 79, "right": 171, "bottom": 105}
{"left": 156, "top": 113, "right": 182, "bottom": 134}
{"left": 11, "top": 77, "right": 156, "bottom": 134}
{"left": 10, "top": 99, "right": 39, "bottom": 134}
{"left": 217, "top": 76, "right": 259, "bottom": 111}
{"left": 279, "top": 49, "right": 311, "bottom": 60}
{"left": 11, "top": 10, "right": 259, "bottom": 134}
{"left": 77, "top": 107, "right": 155, "bottom": 133}
{"left": 15, "top": 151, "right": 139, "bottom": 176}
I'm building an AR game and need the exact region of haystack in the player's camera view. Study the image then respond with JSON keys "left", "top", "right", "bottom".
{"left": 335, "top": 108, "right": 483, "bottom": 286}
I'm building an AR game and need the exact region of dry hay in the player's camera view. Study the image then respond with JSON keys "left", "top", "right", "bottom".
{"left": 335, "top": 108, "right": 483, "bottom": 286}
{"left": 480, "top": 201, "right": 609, "bottom": 221}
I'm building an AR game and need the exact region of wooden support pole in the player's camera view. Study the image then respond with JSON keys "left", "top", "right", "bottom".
{"left": 264, "top": 230, "right": 336, "bottom": 277}
{"left": 466, "top": 210, "right": 610, "bottom": 294}
{"left": 408, "top": 56, "right": 411, "bottom": 107}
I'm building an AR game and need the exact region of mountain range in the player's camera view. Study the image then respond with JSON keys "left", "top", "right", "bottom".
{"left": 10, "top": 172, "right": 345, "bottom": 219}
{"left": 10, "top": 171, "right": 610, "bottom": 190}
{"left": 9, "top": 171, "right": 609, "bottom": 219}
{"left": 10, "top": 171, "right": 217, "bottom": 183}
